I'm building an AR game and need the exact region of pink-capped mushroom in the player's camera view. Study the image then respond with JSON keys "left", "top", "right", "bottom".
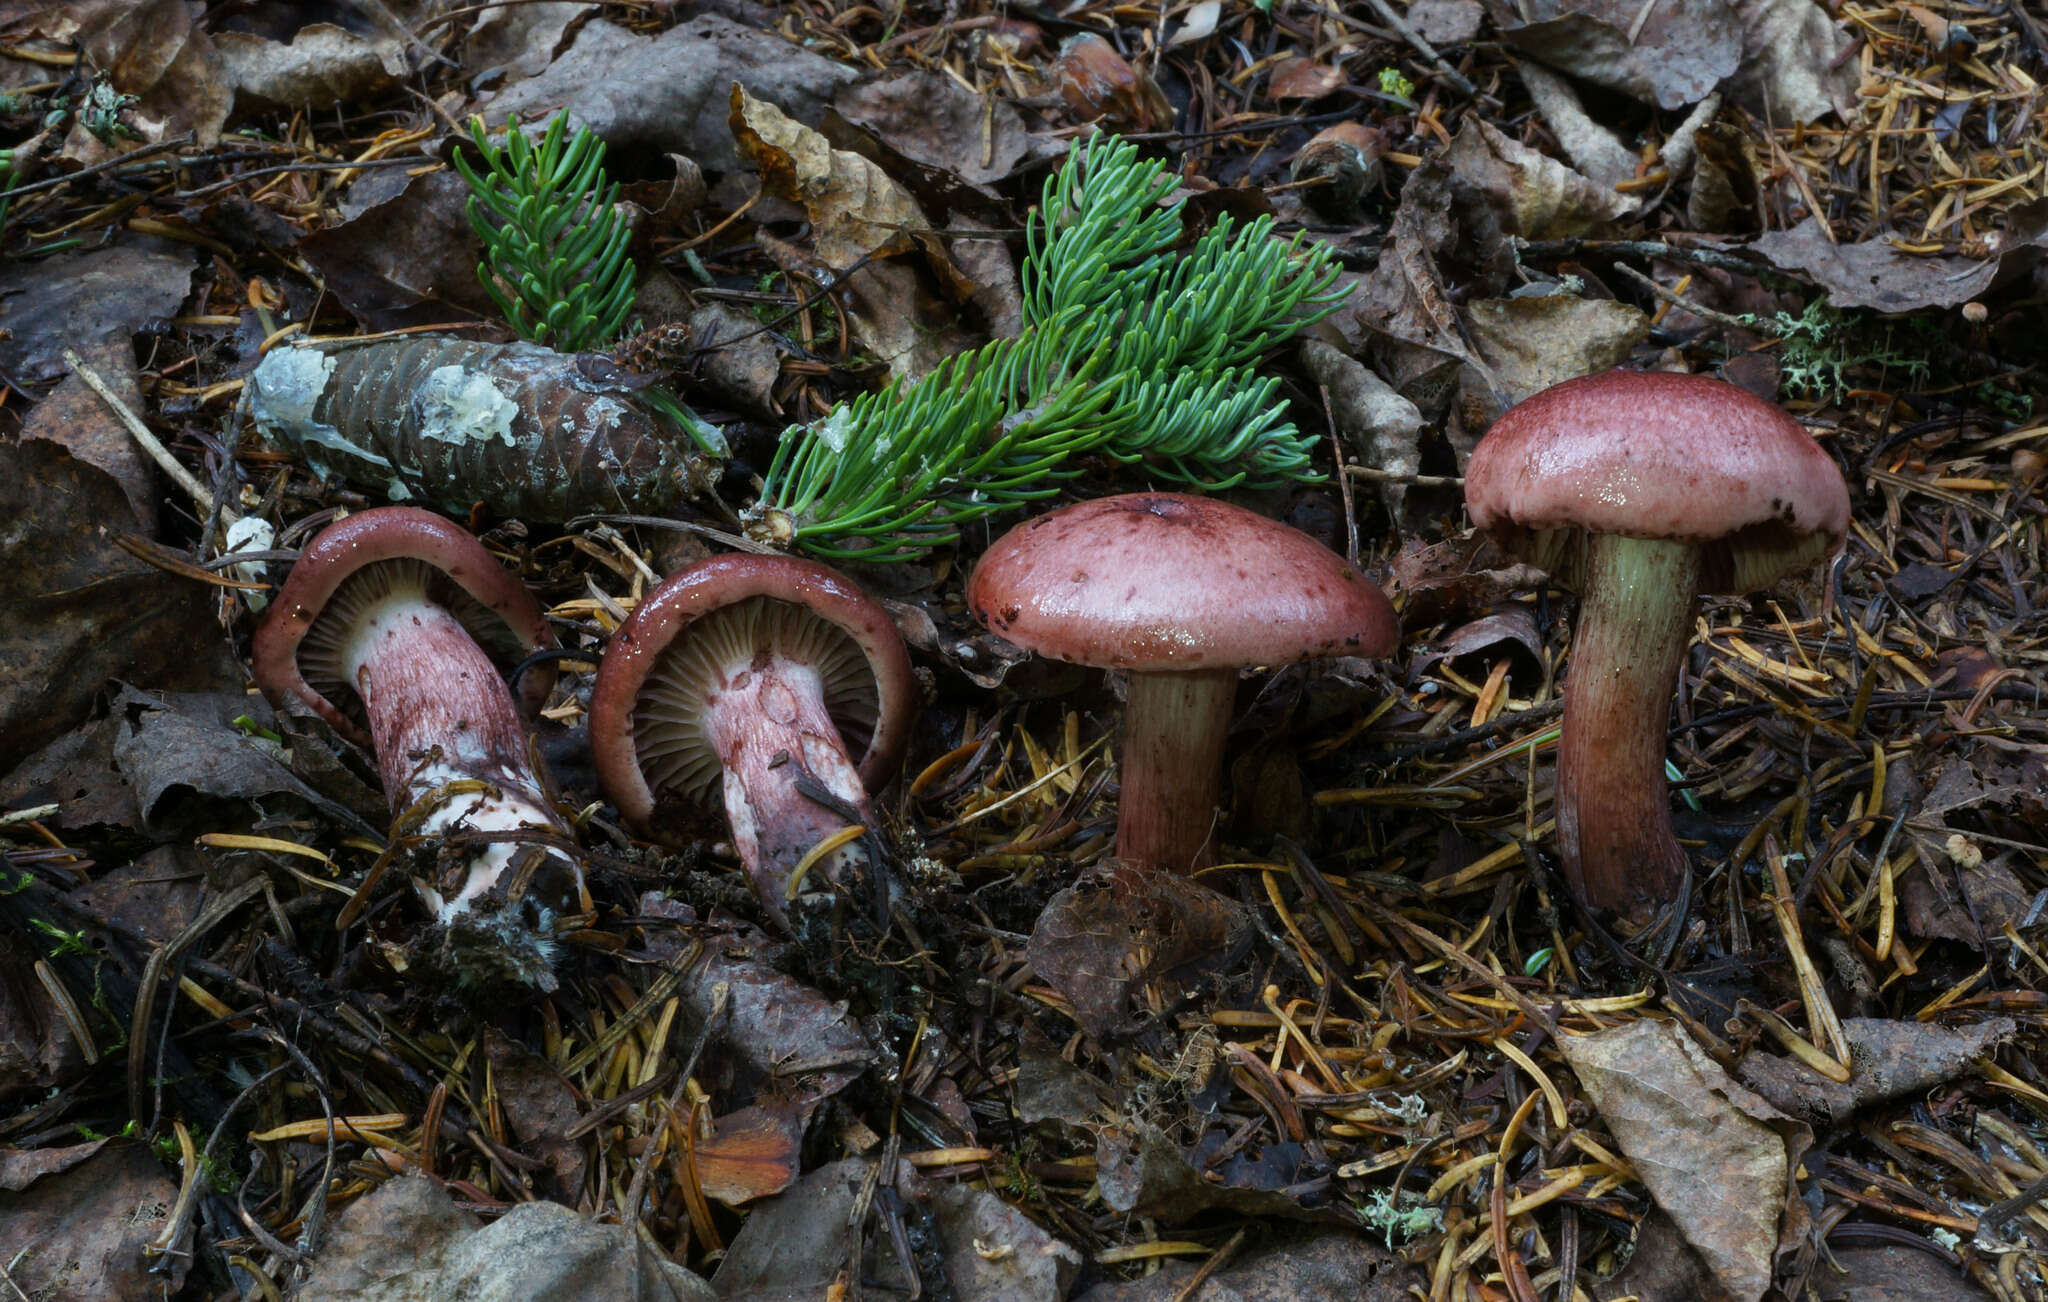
{"left": 587, "top": 555, "right": 916, "bottom": 929}
{"left": 1464, "top": 369, "right": 1849, "bottom": 917}
{"left": 968, "top": 493, "right": 1400, "bottom": 873}
{"left": 252, "top": 507, "right": 577, "bottom": 943}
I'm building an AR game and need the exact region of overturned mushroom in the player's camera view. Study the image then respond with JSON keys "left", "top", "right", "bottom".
{"left": 252, "top": 507, "right": 578, "bottom": 984}
{"left": 588, "top": 555, "right": 916, "bottom": 930}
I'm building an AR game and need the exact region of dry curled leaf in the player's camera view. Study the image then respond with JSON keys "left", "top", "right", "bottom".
{"left": 1443, "top": 119, "right": 1636, "bottom": 239}
{"left": 734, "top": 86, "right": 981, "bottom": 379}
{"left": 1054, "top": 34, "right": 1172, "bottom": 133}
{"left": 732, "top": 84, "right": 928, "bottom": 267}
{"left": 1269, "top": 58, "right": 1345, "bottom": 100}
{"left": 1300, "top": 339, "right": 1422, "bottom": 524}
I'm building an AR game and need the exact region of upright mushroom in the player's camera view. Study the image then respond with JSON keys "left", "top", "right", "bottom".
{"left": 968, "top": 493, "right": 1399, "bottom": 872}
{"left": 1463, "top": 369, "right": 1849, "bottom": 916}
{"left": 587, "top": 555, "right": 916, "bottom": 929}
{"left": 252, "top": 508, "right": 578, "bottom": 958}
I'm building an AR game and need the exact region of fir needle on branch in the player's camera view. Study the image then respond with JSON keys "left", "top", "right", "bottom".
{"left": 743, "top": 135, "right": 1346, "bottom": 562}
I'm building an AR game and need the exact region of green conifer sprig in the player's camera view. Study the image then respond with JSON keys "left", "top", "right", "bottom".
{"left": 744, "top": 135, "right": 1346, "bottom": 562}
{"left": 453, "top": 115, "right": 726, "bottom": 460}
{"left": 453, "top": 114, "right": 635, "bottom": 354}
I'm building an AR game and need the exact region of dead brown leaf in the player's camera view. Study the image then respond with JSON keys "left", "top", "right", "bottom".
{"left": 1411, "top": 608, "right": 1546, "bottom": 675}
{"left": 0, "top": 441, "right": 241, "bottom": 763}
{"left": 1301, "top": 338, "right": 1424, "bottom": 525}
{"left": 1738, "top": 1016, "right": 2017, "bottom": 1125}
{"left": 17, "top": 338, "right": 159, "bottom": 532}
{"left": 1074, "top": 1230, "right": 1419, "bottom": 1301}
{"left": 1348, "top": 155, "right": 1511, "bottom": 414}
{"left": 0, "top": 1140, "right": 105, "bottom": 1192}
{"left": 1562, "top": 1020, "right": 1807, "bottom": 1302}
{"left": 1444, "top": 119, "right": 1635, "bottom": 239}
{"left": 483, "top": 1028, "right": 587, "bottom": 1202}
{"left": 0, "top": 969, "right": 83, "bottom": 1101}
{"left": 1387, "top": 533, "right": 1551, "bottom": 629}
{"left": 735, "top": 85, "right": 975, "bottom": 379}
{"left": 49, "top": 0, "right": 232, "bottom": 155}
{"left": 829, "top": 70, "right": 1043, "bottom": 197}
{"left": 0, "top": 1141, "right": 186, "bottom": 1299}
{"left": 1816, "top": 1245, "right": 1996, "bottom": 1301}
{"left": 1462, "top": 294, "right": 1649, "bottom": 404}
{"left": 673, "top": 922, "right": 873, "bottom": 1111}
{"left": 479, "top": 15, "right": 856, "bottom": 172}
{"left": 691, "top": 1101, "right": 803, "bottom": 1205}
{"left": 300, "top": 168, "right": 502, "bottom": 331}
{"left": 216, "top": 22, "right": 407, "bottom": 110}
{"left": 1492, "top": 0, "right": 1742, "bottom": 110}
{"left": 1026, "top": 864, "right": 1250, "bottom": 1043}
{"left": 0, "top": 236, "right": 198, "bottom": 389}
{"left": 1744, "top": 216, "right": 2028, "bottom": 312}
{"left": 1095, "top": 1120, "right": 1340, "bottom": 1223}
{"left": 1409, "top": 0, "right": 1484, "bottom": 46}
{"left": 731, "top": 84, "right": 925, "bottom": 266}
{"left": 1269, "top": 58, "right": 1345, "bottom": 100}
{"left": 1726, "top": 0, "right": 1857, "bottom": 124}
{"left": 294, "top": 1172, "right": 716, "bottom": 1301}
{"left": 462, "top": 1, "right": 593, "bottom": 82}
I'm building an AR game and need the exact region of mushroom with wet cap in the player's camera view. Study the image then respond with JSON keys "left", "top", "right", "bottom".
{"left": 251, "top": 507, "right": 578, "bottom": 971}
{"left": 587, "top": 554, "right": 917, "bottom": 930}
{"left": 1463, "top": 368, "right": 1850, "bottom": 917}
{"left": 968, "top": 493, "right": 1400, "bottom": 873}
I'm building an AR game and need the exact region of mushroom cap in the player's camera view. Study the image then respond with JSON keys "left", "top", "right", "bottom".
{"left": 1464, "top": 369, "right": 1850, "bottom": 593}
{"left": 587, "top": 554, "right": 917, "bottom": 829}
{"left": 966, "top": 493, "right": 1399, "bottom": 671}
{"left": 252, "top": 507, "right": 556, "bottom": 747}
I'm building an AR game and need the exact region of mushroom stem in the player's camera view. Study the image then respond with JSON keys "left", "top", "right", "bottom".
{"left": 345, "top": 584, "right": 568, "bottom": 916}
{"left": 1117, "top": 668, "right": 1236, "bottom": 872}
{"left": 1554, "top": 535, "right": 1698, "bottom": 916}
{"left": 699, "top": 650, "right": 875, "bottom": 922}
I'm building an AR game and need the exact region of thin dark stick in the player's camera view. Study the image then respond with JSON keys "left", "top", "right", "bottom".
{"left": 0, "top": 132, "right": 196, "bottom": 201}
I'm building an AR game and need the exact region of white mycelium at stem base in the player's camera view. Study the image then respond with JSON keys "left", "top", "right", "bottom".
{"left": 1553, "top": 536, "right": 1699, "bottom": 916}
{"left": 312, "top": 562, "right": 569, "bottom": 919}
